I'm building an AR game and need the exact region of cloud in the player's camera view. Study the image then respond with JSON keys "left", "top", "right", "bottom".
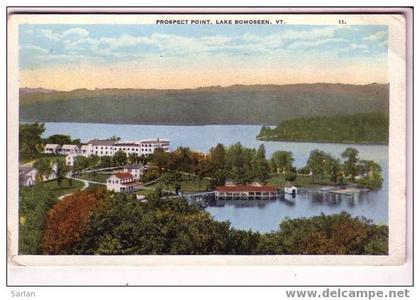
{"left": 349, "top": 43, "right": 369, "bottom": 50}
{"left": 38, "top": 29, "right": 61, "bottom": 41}
{"left": 21, "top": 25, "right": 387, "bottom": 71}
{"left": 363, "top": 31, "right": 387, "bottom": 42}
{"left": 287, "top": 38, "right": 345, "bottom": 50}
{"left": 62, "top": 28, "right": 90, "bottom": 39}
{"left": 20, "top": 45, "right": 50, "bottom": 54}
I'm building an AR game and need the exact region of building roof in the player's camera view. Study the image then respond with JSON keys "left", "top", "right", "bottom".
{"left": 19, "top": 166, "right": 36, "bottom": 175}
{"left": 112, "top": 172, "right": 134, "bottom": 180}
{"left": 88, "top": 139, "right": 116, "bottom": 146}
{"left": 114, "top": 143, "right": 140, "bottom": 147}
{"left": 80, "top": 145, "right": 90, "bottom": 150}
{"left": 61, "top": 144, "right": 79, "bottom": 150}
{"left": 216, "top": 184, "right": 278, "bottom": 193}
{"left": 140, "top": 139, "right": 170, "bottom": 144}
{"left": 45, "top": 143, "right": 60, "bottom": 148}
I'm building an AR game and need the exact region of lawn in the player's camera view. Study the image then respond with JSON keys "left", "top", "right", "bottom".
{"left": 136, "top": 189, "right": 158, "bottom": 197}
{"left": 146, "top": 176, "right": 211, "bottom": 193}
{"left": 268, "top": 173, "right": 351, "bottom": 188}
{"left": 21, "top": 178, "right": 84, "bottom": 200}
{"left": 75, "top": 172, "right": 110, "bottom": 183}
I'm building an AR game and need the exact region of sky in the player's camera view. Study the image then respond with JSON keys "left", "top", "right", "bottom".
{"left": 19, "top": 24, "right": 388, "bottom": 90}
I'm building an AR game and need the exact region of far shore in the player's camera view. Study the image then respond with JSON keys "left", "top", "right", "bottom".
{"left": 257, "top": 136, "right": 388, "bottom": 146}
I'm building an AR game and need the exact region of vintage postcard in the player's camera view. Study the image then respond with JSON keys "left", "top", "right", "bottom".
{"left": 7, "top": 9, "right": 410, "bottom": 275}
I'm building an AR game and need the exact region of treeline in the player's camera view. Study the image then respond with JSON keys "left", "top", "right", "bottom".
{"left": 152, "top": 143, "right": 272, "bottom": 187}
{"left": 40, "top": 189, "right": 388, "bottom": 255}
{"left": 19, "top": 122, "right": 81, "bottom": 160}
{"left": 258, "top": 113, "right": 389, "bottom": 144}
{"left": 152, "top": 144, "right": 383, "bottom": 191}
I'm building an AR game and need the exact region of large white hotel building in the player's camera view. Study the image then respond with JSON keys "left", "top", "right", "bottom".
{"left": 86, "top": 138, "right": 170, "bottom": 157}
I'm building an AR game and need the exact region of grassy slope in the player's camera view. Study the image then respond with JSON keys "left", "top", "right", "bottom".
{"left": 21, "top": 179, "right": 84, "bottom": 200}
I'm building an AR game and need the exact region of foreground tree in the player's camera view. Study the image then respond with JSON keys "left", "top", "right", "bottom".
{"left": 19, "top": 185, "right": 57, "bottom": 254}
{"left": 257, "top": 212, "right": 388, "bottom": 255}
{"left": 42, "top": 189, "right": 105, "bottom": 254}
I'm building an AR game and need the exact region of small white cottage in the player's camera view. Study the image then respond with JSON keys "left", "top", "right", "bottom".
{"left": 43, "top": 144, "right": 60, "bottom": 154}
{"left": 106, "top": 172, "right": 137, "bottom": 193}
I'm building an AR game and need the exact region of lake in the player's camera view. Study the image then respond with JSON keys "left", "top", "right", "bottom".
{"left": 42, "top": 122, "right": 388, "bottom": 232}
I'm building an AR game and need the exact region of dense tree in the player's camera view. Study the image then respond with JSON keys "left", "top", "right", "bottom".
{"left": 258, "top": 113, "right": 389, "bottom": 144}
{"left": 33, "top": 158, "right": 52, "bottom": 183}
{"left": 152, "top": 148, "right": 170, "bottom": 172}
{"left": 342, "top": 147, "right": 360, "bottom": 181}
{"left": 42, "top": 189, "right": 105, "bottom": 254}
{"left": 19, "top": 122, "right": 45, "bottom": 159}
{"left": 254, "top": 144, "right": 271, "bottom": 183}
{"left": 45, "top": 134, "right": 72, "bottom": 145}
{"left": 356, "top": 160, "right": 383, "bottom": 190}
{"left": 41, "top": 190, "right": 388, "bottom": 255}
{"left": 256, "top": 213, "right": 388, "bottom": 255}
{"left": 99, "top": 155, "right": 112, "bottom": 168}
{"left": 306, "top": 150, "right": 341, "bottom": 183}
{"left": 128, "top": 153, "right": 139, "bottom": 164}
{"left": 19, "top": 185, "right": 57, "bottom": 254}
{"left": 73, "top": 156, "right": 90, "bottom": 170}
{"left": 113, "top": 150, "right": 127, "bottom": 166}
{"left": 270, "top": 150, "right": 294, "bottom": 174}
{"left": 209, "top": 143, "right": 226, "bottom": 171}
{"left": 54, "top": 157, "right": 67, "bottom": 187}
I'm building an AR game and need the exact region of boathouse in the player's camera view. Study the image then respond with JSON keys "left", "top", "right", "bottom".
{"left": 215, "top": 183, "right": 278, "bottom": 200}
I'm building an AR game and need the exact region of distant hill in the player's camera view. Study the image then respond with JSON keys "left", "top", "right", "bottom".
{"left": 19, "top": 83, "right": 389, "bottom": 125}
{"left": 20, "top": 87, "right": 57, "bottom": 96}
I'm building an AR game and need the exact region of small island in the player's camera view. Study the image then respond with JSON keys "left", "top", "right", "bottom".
{"left": 257, "top": 112, "right": 389, "bottom": 144}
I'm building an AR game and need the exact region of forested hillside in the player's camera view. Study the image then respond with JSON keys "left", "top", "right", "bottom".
{"left": 257, "top": 113, "right": 389, "bottom": 144}
{"left": 19, "top": 83, "right": 388, "bottom": 125}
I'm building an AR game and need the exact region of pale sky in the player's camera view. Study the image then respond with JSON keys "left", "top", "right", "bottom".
{"left": 19, "top": 24, "right": 388, "bottom": 91}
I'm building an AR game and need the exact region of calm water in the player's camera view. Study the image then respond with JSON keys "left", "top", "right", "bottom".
{"left": 42, "top": 122, "right": 388, "bottom": 232}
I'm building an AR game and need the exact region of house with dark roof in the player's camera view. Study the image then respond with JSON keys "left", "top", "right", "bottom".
{"left": 123, "top": 163, "right": 150, "bottom": 180}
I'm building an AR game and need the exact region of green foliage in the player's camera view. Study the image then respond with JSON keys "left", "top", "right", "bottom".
{"left": 356, "top": 160, "right": 384, "bottom": 191}
{"left": 19, "top": 122, "right": 45, "bottom": 160}
{"left": 142, "top": 168, "right": 160, "bottom": 182}
{"left": 270, "top": 150, "right": 294, "bottom": 173}
{"left": 54, "top": 157, "right": 67, "bottom": 187}
{"left": 19, "top": 185, "right": 57, "bottom": 254}
{"left": 257, "top": 212, "right": 388, "bottom": 255}
{"left": 258, "top": 113, "right": 389, "bottom": 144}
{"left": 113, "top": 150, "right": 128, "bottom": 166}
{"left": 307, "top": 150, "right": 338, "bottom": 183}
{"left": 33, "top": 157, "right": 52, "bottom": 183}
{"left": 59, "top": 191, "right": 388, "bottom": 255}
{"left": 20, "top": 84, "right": 388, "bottom": 125}
{"left": 285, "top": 171, "right": 297, "bottom": 182}
{"left": 342, "top": 147, "right": 360, "bottom": 181}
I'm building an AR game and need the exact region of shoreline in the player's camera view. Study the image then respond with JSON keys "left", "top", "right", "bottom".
{"left": 257, "top": 136, "right": 388, "bottom": 146}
